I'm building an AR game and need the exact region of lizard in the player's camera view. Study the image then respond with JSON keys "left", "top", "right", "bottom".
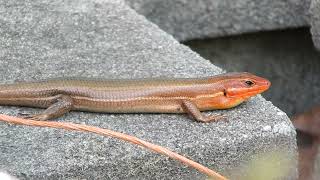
{"left": 0, "top": 72, "right": 270, "bottom": 122}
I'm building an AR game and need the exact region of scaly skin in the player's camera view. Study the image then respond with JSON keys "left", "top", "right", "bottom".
{"left": 0, "top": 72, "right": 270, "bottom": 122}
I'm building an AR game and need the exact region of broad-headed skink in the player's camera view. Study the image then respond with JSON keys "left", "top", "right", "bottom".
{"left": 0, "top": 72, "right": 270, "bottom": 122}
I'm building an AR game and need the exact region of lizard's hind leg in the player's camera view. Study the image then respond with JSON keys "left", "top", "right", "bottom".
{"left": 23, "top": 95, "right": 73, "bottom": 121}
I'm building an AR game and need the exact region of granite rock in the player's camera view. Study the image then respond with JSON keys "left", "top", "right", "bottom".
{"left": 310, "top": 0, "right": 320, "bottom": 50}
{"left": 0, "top": 0, "right": 297, "bottom": 179}
{"left": 126, "top": 0, "right": 310, "bottom": 41}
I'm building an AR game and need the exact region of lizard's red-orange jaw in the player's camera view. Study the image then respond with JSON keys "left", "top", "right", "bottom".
{"left": 224, "top": 73, "right": 271, "bottom": 99}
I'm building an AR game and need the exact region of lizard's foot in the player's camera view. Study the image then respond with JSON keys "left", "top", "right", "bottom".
{"left": 22, "top": 114, "right": 50, "bottom": 121}
{"left": 199, "top": 114, "right": 226, "bottom": 123}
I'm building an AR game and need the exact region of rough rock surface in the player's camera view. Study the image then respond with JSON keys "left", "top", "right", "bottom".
{"left": 0, "top": 0, "right": 297, "bottom": 179}
{"left": 310, "top": 0, "right": 320, "bottom": 50}
{"left": 126, "top": 0, "right": 310, "bottom": 41}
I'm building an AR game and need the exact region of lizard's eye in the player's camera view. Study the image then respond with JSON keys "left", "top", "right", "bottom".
{"left": 245, "top": 80, "right": 254, "bottom": 86}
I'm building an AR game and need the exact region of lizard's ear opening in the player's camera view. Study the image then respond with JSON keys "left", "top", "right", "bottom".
{"left": 223, "top": 89, "right": 227, "bottom": 96}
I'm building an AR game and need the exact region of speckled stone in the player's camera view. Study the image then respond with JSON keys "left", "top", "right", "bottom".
{"left": 0, "top": 0, "right": 297, "bottom": 179}
{"left": 310, "top": 0, "right": 320, "bottom": 51}
{"left": 125, "top": 0, "right": 310, "bottom": 41}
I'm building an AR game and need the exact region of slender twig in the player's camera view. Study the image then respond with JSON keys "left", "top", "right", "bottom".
{"left": 0, "top": 114, "right": 228, "bottom": 180}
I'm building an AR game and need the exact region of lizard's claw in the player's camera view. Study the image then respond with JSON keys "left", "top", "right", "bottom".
{"left": 204, "top": 114, "right": 226, "bottom": 123}
{"left": 22, "top": 114, "right": 49, "bottom": 121}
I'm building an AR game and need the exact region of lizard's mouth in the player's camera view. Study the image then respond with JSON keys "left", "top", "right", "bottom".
{"left": 238, "top": 89, "right": 267, "bottom": 98}
{"left": 226, "top": 83, "right": 270, "bottom": 98}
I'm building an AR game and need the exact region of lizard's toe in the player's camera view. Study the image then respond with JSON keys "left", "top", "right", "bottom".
{"left": 205, "top": 114, "right": 226, "bottom": 123}
{"left": 24, "top": 114, "right": 49, "bottom": 121}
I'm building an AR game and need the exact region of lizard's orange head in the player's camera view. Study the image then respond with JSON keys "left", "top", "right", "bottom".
{"left": 222, "top": 72, "right": 271, "bottom": 99}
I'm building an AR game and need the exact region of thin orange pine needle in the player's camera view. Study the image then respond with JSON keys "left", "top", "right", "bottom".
{"left": 0, "top": 114, "right": 228, "bottom": 180}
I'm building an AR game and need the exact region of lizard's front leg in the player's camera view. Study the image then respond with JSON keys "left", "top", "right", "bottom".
{"left": 181, "top": 100, "right": 224, "bottom": 123}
